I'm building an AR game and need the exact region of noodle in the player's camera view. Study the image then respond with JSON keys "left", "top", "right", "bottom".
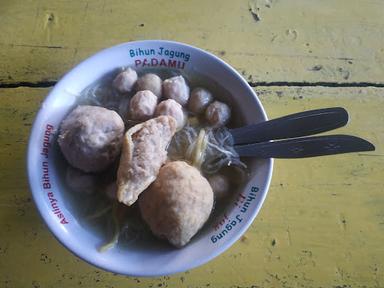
{"left": 86, "top": 205, "right": 112, "bottom": 220}
{"left": 168, "top": 124, "right": 246, "bottom": 175}
{"left": 98, "top": 204, "right": 120, "bottom": 252}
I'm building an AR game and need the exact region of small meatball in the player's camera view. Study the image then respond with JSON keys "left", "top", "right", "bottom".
{"left": 208, "top": 174, "right": 230, "bottom": 200}
{"left": 113, "top": 68, "right": 138, "bottom": 93}
{"left": 58, "top": 105, "right": 124, "bottom": 173}
{"left": 162, "top": 76, "right": 190, "bottom": 106}
{"left": 65, "top": 166, "right": 97, "bottom": 195}
{"left": 188, "top": 87, "right": 213, "bottom": 114}
{"left": 129, "top": 90, "right": 158, "bottom": 121}
{"left": 136, "top": 73, "right": 162, "bottom": 98}
{"left": 139, "top": 161, "right": 214, "bottom": 247}
{"left": 205, "top": 101, "right": 231, "bottom": 127}
{"left": 155, "top": 99, "right": 186, "bottom": 130}
{"left": 117, "top": 116, "right": 177, "bottom": 206}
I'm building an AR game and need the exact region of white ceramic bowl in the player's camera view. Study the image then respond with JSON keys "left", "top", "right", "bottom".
{"left": 27, "top": 40, "right": 273, "bottom": 276}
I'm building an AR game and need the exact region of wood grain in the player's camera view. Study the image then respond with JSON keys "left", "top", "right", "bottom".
{"left": 1, "top": 0, "right": 384, "bottom": 85}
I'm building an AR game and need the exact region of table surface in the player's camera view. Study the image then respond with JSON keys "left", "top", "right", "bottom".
{"left": 1, "top": 1, "right": 383, "bottom": 287}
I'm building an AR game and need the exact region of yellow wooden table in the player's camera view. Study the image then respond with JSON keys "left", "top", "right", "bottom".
{"left": 1, "top": 1, "right": 383, "bottom": 287}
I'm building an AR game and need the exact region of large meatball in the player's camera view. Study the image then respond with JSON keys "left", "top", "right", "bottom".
{"left": 139, "top": 161, "right": 214, "bottom": 247}
{"left": 129, "top": 90, "right": 158, "bottom": 121}
{"left": 113, "top": 68, "right": 138, "bottom": 93}
{"left": 162, "top": 75, "right": 190, "bottom": 106}
{"left": 58, "top": 105, "right": 125, "bottom": 173}
{"left": 155, "top": 99, "right": 186, "bottom": 130}
{"left": 188, "top": 87, "right": 213, "bottom": 114}
{"left": 136, "top": 73, "right": 162, "bottom": 98}
{"left": 205, "top": 101, "right": 231, "bottom": 127}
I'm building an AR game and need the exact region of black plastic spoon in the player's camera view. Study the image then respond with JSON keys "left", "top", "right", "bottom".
{"left": 230, "top": 107, "right": 349, "bottom": 145}
{"left": 234, "top": 135, "right": 375, "bottom": 158}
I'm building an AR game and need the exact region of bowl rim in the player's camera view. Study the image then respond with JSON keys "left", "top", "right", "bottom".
{"left": 27, "top": 39, "right": 273, "bottom": 277}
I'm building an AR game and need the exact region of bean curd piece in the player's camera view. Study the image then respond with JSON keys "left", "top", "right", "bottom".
{"left": 139, "top": 161, "right": 214, "bottom": 247}
{"left": 113, "top": 68, "right": 138, "bottom": 93}
{"left": 129, "top": 90, "right": 158, "bottom": 121}
{"left": 155, "top": 99, "right": 186, "bottom": 130}
{"left": 163, "top": 75, "right": 190, "bottom": 106}
{"left": 136, "top": 73, "right": 163, "bottom": 97}
{"left": 116, "top": 116, "right": 177, "bottom": 206}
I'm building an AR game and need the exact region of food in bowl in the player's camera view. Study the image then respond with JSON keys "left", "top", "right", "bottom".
{"left": 28, "top": 40, "right": 272, "bottom": 276}
{"left": 57, "top": 67, "right": 248, "bottom": 249}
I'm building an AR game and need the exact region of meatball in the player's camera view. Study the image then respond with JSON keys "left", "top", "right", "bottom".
{"left": 129, "top": 90, "right": 158, "bottom": 121}
{"left": 139, "top": 161, "right": 214, "bottom": 247}
{"left": 117, "top": 116, "right": 177, "bottom": 206}
{"left": 208, "top": 174, "right": 230, "bottom": 200}
{"left": 65, "top": 166, "right": 98, "bottom": 195}
{"left": 113, "top": 68, "right": 138, "bottom": 93}
{"left": 162, "top": 75, "right": 190, "bottom": 106}
{"left": 136, "top": 73, "right": 162, "bottom": 98}
{"left": 188, "top": 87, "right": 213, "bottom": 114}
{"left": 155, "top": 99, "right": 186, "bottom": 130}
{"left": 205, "top": 101, "right": 231, "bottom": 127}
{"left": 58, "top": 105, "right": 124, "bottom": 173}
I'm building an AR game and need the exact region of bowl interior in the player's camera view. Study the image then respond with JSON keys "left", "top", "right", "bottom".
{"left": 28, "top": 40, "right": 273, "bottom": 276}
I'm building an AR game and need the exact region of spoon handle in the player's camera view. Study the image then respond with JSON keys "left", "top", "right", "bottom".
{"left": 234, "top": 135, "right": 375, "bottom": 158}
{"left": 229, "top": 107, "right": 349, "bottom": 145}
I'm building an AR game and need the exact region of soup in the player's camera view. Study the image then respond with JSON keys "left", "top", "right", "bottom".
{"left": 57, "top": 67, "right": 248, "bottom": 250}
